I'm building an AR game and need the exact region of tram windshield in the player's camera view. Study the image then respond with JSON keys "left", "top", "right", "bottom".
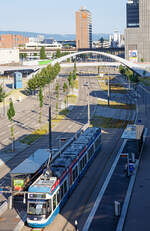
{"left": 28, "top": 202, "right": 47, "bottom": 215}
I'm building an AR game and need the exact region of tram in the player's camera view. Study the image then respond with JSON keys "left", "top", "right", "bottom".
{"left": 27, "top": 127, "right": 101, "bottom": 228}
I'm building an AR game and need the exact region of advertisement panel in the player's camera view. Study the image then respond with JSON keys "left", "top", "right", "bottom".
{"left": 129, "top": 50, "right": 138, "bottom": 63}
{"left": 13, "top": 179, "right": 25, "bottom": 191}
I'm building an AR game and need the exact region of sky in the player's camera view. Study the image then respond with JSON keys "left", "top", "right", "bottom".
{"left": 0, "top": 0, "right": 127, "bottom": 34}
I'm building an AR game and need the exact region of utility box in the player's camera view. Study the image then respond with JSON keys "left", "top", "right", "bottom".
{"left": 14, "top": 72, "right": 22, "bottom": 89}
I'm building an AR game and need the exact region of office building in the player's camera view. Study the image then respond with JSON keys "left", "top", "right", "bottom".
{"left": 109, "top": 30, "right": 125, "bottom": 48}
{"left": 76, "top": 7, "right": 92, "bottom": 49}
{"left": 125, "top": 0, "right": 150, "bottom": 62}
{"left": 0, "top": 34, "right": 29, "bottom": 48}
{"left": 0, "top": 48, "right": 19, "bottom": 64}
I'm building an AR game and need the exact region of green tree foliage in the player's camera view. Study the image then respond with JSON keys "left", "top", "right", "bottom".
{"left": 55, "top": 50, "right": 70, "bottom": 59}
{"left": 0, "top": 85, "right": 5, "bottom": 102}
{"left": 7, "top": 100, "right": 15, "bottom": 121}
{"left": 7, "top": 100, "right": 15, "bottom": 151}
{"left": 27, "top": 75, "right": 38, "bottom": 94}
{"left": 119, "top": 65, "right": 139, "bottom": 83}
{"left": 55, "top": 83, "right": 60, "bottom": 100}
{"left": 27, "top": 63, "right": 61, "bottom": 94}
{"left": 73, "top": 61, "right": 77, "bottom": 74}
{"left": 55, "top": 83, "right": 60, "bottom": 115}
{"left": 19, "top": 53, "right": 27, "bottom": 59}
{"left": 63, "top": 82, "right": 69, "bottom": 108}
{"left": 63, "top": 82, "right": 68, "bottom": 93}
{"left": 119, "top": 65, "right": 126, "bottom": 75}
{"left": 40, "top": 46, "right": 46, "bottom": 59}
{"left": 56, "top": 49, "right": 61, "bottom": 58}
{"left": 68, "top": 72, "right": 72, "bottom": 88}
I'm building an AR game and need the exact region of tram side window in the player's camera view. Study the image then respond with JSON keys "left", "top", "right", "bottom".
{"left": 72, "top": 166, "right": 78, "bottom": 182}
{"left": 53, "top": 194, "right": 57, "bottom": 211}
{"left": 79, "top": 160, "right": 82, "bottom": 172}
{"left": 48, "top": 199, "right": 52, "bottom": 214}
{"left": 88, "top": 145, "right": 94, "bottom": 160}
{"left": 84, "top": 154, "right": 87, "bottom": 165}
{"left": 61, "top": 184, "right": 64, "bottom": 199}
{"left": 64, "top": 180, "right": 67, "bottom": 194}
{"left": 57, "top": 189, "right": 61, "bottom": 204}
{"left": 79, "top": 158, "right": 84, "bottom": 172}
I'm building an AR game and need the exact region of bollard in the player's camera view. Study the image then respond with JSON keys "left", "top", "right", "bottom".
{"left": 131, "top": 153, "right": 135, "bottom": 163}
{"left": 114, "top": 201, "right": 121, "bottom": 216}
{"left": 74, "top": 220, "right": 78, "bottom": 231}
{"left": 8, "top": 195, "right": 13, "bottom": 210}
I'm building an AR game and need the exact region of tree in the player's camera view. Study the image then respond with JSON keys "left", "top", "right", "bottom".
{"left": 19, "top": 53, "right": 27, "bottom": 60}
{"left": 68, "top": 72, "right": 72, "bottom": 88}
{"left": 55, "top": 83, "right": 60, "bottom": 115}
{"left": 40, "top": 46, "right": 46, "bottom": 59}
{"left": 0, "top": 85, "right": 5, "bottom": 102}
{"left": 7, "top": 100, "right": 15, "bottom": 152}
{"left": 119, "top": 65, "right": 125, "bottom": 75}
{"left": 38, "top": 87, "right": 43, "bottom": 123}
{"left": 27, "top": 75, "right": 38, "bottom": 94}
{"left": 56, "top": 49, "right": 61, "bottom": 58}
{"left": 73, "top": 61, "right": 77, "bottom": 74}
{"left": 63, "top": 82, "right": 68, "bottom": 108}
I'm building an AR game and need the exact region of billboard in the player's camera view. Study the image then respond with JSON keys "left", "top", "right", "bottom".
{"left": 129, "top": 50, "right": 138, "bottom": 63}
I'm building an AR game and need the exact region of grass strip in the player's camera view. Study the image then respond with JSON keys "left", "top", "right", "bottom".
{"left": 97, "top": 99, "right": 136, "bottom": 110}
{"left": 91, "top": 116, "right": 133, "bottom": 129}
{"left": 20, "top": 109, "right": 69, "bottom": 145}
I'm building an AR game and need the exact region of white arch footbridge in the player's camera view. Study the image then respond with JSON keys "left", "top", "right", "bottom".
{"left": 52, "top": 51, "right": 149, "bottom": 77}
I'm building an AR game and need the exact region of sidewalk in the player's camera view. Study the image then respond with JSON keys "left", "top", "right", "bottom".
{"left": 123, "top": 122, "right": 150, "bottom": 231}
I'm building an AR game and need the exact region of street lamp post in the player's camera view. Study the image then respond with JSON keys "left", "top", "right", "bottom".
{"left": 84, "top": 82, "right": 90, "bottom": 126}
{"left": 46, "top": 83, "right": 52, "bottom": 172}
{"left": 107, "top": 75, "right": 110, "bottom": 106}
{"left": 87, "top": 84, "right": 90, "bottom": 126}
{"left": 3, "top": 77, "right": 5, "bottom": 116}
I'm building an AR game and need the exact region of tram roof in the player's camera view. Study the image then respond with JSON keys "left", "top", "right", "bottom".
{"left": 28, "top": 127, "right": 101, "bottom": 193}
{"left": 121, "top": 124, "right": 144, "bottom": 140}
{"left": 10, "top": 149, "right": 50, "bottom": 175}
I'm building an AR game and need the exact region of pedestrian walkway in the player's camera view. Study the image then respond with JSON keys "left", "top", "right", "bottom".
{"left": 123, "top": 127, "right": 150, "bottom": 231}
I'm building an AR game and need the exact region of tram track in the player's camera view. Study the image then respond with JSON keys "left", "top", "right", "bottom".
{"left": 59, "top": 74, "right": 135, "bottom": 230}
{"left": 60, "top": 126, "right": 124, "bottom": 231}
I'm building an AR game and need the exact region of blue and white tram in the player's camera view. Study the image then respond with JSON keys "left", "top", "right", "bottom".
{"left": 27, "top": 127, "right": 101, "bottom": 228}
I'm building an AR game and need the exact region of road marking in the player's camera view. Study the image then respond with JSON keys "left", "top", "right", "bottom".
{"left": 82, "top": 139, "right": 127, "bottom": 231}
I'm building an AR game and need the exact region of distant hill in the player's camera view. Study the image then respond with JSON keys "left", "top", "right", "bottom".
{"left": 0, "top": 31, "right": 109, "bottom": 41}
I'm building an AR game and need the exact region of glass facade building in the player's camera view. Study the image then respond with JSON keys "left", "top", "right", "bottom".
{"left": 125, "top": 0, "right": 150, "bottom": 62}
{"left": 127, "top": 0, "right": 139, "bottom": 28}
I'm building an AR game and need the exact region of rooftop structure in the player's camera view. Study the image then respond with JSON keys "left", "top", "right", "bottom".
{"left": 28, "top": 127, "right": 100, "bottom": 194}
